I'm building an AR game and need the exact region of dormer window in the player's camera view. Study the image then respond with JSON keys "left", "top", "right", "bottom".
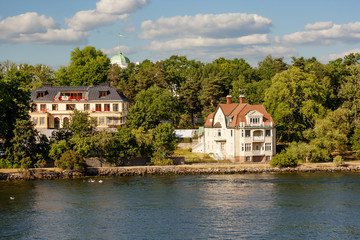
{"left": 250, "top": 117, "right": 260, "bottom": 124}
{"left": 210, "top": 118, "right": 213, "bottom": 123}
{"left": 99, "top": 91, "right": 107, "bottom": 97}
{"left": 37, "top": 92, "right": 44, "bottom": 98}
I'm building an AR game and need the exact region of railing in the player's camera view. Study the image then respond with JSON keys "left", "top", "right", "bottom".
{"left": 253, "top": 136, "right": 264, "bottom": 141}
{"left": 239, "top": 122, "right": 274, "bottom": 127}
{"left": 32, "top": 109, "right": 48, "bottom": 113}
{"left": 252, "top": 150, "right": 264, "bottom": 155}
{"left": 52, "top": 97, "right": 88, "bottom": 101}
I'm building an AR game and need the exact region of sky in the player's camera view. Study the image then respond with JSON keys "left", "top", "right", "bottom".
{"left": 2, "top": 0, "right": 360, "bottom": 68}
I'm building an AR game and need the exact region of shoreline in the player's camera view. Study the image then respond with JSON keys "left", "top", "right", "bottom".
{"left": 1, "top": 162, "right": 360, "bottom": 181}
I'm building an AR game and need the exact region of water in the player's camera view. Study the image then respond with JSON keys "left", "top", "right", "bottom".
{"left": 1, "top": 172, "right": 360, "bottom": 239}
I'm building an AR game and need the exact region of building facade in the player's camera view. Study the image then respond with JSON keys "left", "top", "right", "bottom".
{"left": 198, "top": 95, "right": 276, "bottom": 162}
{"left": 30, "top": 83, "right": 130, "bottom": 135}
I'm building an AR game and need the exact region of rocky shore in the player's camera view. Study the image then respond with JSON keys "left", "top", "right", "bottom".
{"left": 1, "top": 163, "right": 360, "bottom": 181}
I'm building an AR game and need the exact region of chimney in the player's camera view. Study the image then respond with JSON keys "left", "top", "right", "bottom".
{"left": 239, "top": 95, "right": 245, "bottom": 104}
{"left": 226, "top": 95, "right": 232, "bottom": 104}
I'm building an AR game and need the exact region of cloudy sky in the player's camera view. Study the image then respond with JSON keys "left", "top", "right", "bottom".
{"left": 1, "top": 0, "right": 360, "bottom": 68}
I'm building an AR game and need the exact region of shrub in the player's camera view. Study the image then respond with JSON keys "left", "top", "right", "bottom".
{"left": 271, "top": 152, "right": 298, "bottom": 168}
{"left": 333, "top": 155, "right": 344, "bottom": 166}
{"left": 55, "top": 151, "right": 87, "bottom": 171}
{"left": 151, "top": 157, "right": 174, "bottom": 166}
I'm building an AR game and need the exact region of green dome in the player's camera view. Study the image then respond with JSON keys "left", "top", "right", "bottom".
{"left": 110, "top": 52, "right": 130, "bottom": 64}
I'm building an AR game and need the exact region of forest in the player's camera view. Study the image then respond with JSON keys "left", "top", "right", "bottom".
{"left": 1, "top": 45, "right": 360, "bottom": 168}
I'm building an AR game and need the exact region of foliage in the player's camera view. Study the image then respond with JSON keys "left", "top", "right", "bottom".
{"left": 264, "top": 67, "right": 327, "bottom": 142}
{"left": 114, "top": 127, "right": 139, "bottom": 160}
{"left": 2, "top": 119, "right": 49, "bottom": 168}
{"left": 127, "top": 86, "right": 180, "bottom": 130}
{"left": 151, "top": 123, "right": 177, "bottom": 163}
{"left": 333, "top": 155, "right": 344, "bottom": 166}
{"left": 270, "top": 152, "right": 298, "bottom": 168}
{"left": 151, "top": 158, "right": 174, "bottom": 166}
{"left": 55, "top": 151, "right": 87, "bottom": 171}
{"left": 56, "top": 46, "right": 110, "bottom": 86}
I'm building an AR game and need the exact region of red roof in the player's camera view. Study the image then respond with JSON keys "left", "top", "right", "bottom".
{"left": 204, "top": 102, "right": 274, "bottom": 128}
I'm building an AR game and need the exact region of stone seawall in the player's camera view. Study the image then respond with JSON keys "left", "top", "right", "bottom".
{"left": 1, "top": 164, "right": 360, "bottom": 181}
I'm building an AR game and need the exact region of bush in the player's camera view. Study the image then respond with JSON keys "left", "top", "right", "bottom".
{"left": 333, "top": 155, "right": 344, "bottom": 166}
{"left": 55, "top": 151, "right": 87, "bottom": 171}
{"left": 271, "top": 152, "right": 298, "bottom": 168}
{"left": 151, "top": 157, "right": 174, "bottom": 166}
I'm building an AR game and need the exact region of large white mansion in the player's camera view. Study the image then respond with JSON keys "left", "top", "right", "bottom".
{"left": 197, "top": 95, "right": 276, "bottom": 162}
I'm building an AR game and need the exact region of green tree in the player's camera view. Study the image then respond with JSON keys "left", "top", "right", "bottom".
{"left": 127, "top": 86, "right": 180, "bottom": 130}
{"left": 151, "top": 123, "right": 177, "bottom": 165}
{"left": 264, "top": 67, "right": 327, "bottom": 142}
{"left": 55, "top": 150, "right": 87, "bottom": 171}
{"left": 2, "top": 119, "right": 49, "bottom": 168}
{"left": 114, "top": 127, "right": 139, "bottom": 160}
{"left": 56, "top": 46, "right": 110, "bottom": 86}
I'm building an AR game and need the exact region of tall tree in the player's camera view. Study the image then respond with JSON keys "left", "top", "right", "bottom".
{"left": 56, "top": 46, "right": 110, "bottom": 86}
{"left": 264, "top": 67, "right": 327, "bottom": 142}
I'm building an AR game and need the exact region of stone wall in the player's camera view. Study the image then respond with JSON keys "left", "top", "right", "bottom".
{"left": 1, "top": 164, "right": 360, "bottom": 181}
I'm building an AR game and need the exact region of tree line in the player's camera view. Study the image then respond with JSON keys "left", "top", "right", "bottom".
{"left": 1, "top": 45, "right": 360, "bottom": 168}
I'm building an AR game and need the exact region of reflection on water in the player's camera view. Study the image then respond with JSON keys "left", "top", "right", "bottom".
{"left": 1, "top": 173, "right": 360, "bottom": 239}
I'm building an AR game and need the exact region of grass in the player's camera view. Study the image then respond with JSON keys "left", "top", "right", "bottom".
{"left": 174, "top": 148, "right": 232, "bottom": 164}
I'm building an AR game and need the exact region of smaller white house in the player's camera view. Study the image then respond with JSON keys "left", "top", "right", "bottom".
{"left": 197, "top": 95, "right": 276, "bottom": 162}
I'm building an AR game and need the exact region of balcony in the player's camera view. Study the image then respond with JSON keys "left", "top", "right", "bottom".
{"left": 52, "top": 96, "right": 88, "bottom": 101}
{"left": 252, "top": 150, "right": 265, "bottom": 155}
{"left": 253, "top": 136, "right": 264, "bottom": 142}
{"left": 32, "top": 109, "right": 48, "bottom": 113}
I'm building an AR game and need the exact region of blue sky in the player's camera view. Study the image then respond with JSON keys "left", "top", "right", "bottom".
{"left": 1, "top": 0, "right": 360, "bottom": 68}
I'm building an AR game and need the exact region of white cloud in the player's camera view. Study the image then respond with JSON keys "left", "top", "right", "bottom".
{"left": 305, "top": 21, "right": 333, "bottom": 30}
{"left": 102, "top": 45, "right": 133, "bottom": 55}
{"left": 282, "top": 22, "right": 360, "bottom": 45}
{"left": 96, "top": 0, "right": 148, "bottom": 14}
{"left": 65, "top": 10, "right": 128, "bottom": 31}
{"left": 65, "top": 0, "right": 148, "bottom": 32}
{"left": 0, "top": 12, "right": 59, "bottom": 40}
{"left": 15, "top": 29, "right": 90, "bottom": 44}
{"left": 144, "top": 34, "right": 270, "bottom": 51}
{"left": 319, "top": 49, "right": 360, "bottom": 63}
{"left": 139, "top": 13, "right": 272, "bottom": 39}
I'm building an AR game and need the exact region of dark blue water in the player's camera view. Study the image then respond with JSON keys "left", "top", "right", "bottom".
{"left": 1, "top": 173, "right": 360, "bottom": 239}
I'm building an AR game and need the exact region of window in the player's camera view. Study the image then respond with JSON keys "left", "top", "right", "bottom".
{"left": 84, "top": 104, "right": 90, "bottom": 111}
{"left": 242, "top": 143, "right": 244, "bottom": 151}
{"left": 218, "top": 130, "right": 221, "bottom": 137}
{"left": 250, "top": 117, "right": 260, "bottom": 124}
{"left": 95, "top": 104, "right": 101, "bottom": 112}
{"left": 266, "top": 156, "right": 271, "bottom": 161}
{"left": 99, "top": 91, "right": 107, "bottom": 97}
{"left": 66, "top": 104, "right": 75, "bottom": 110}
{"left": 245, "top": 130, "right": 251, "bottom": 137}
{"left": 99, "top": 117, "right": 105, "bottom": 125}
{"left": 31, "top": 104, "right": 37, "bottom": 112}
{"left": 92, "top": 117, "right": 98, "bottom": 125}
{"left": 37, "top": 92, "right": 44, "bottom": 98}
{"left": 33, "top": 117, "right": 38, "bottom": 125}
{"left": 113, "top": 117, "right": 119, "bottom": 125}
{"left": 104, "top": 104, "right": 110, "bottom": 111}
{"left": 221, "top": 143, "right": 225, "bottom": 151}
{"left": 113, "top": 104, "right": 119, "bottom": 112}
{"left": 241, "top": 130, "right": 244, "bottom": 137}
{"left": 52, "top": 104, "right": 58, "bottom": 111}
{"left": 265, "top": 130, "right": 271, "bottom": 137}
{"left": 106, "top": 117, "right": 112, "bottom": 125}
{"left": 40, "top": 117, "right": 45, "bottom": 126}
{"left": 245, "top": 143, "right": 251, "bottom": 151}
{"left": 231, "top": 130, "right": 233, "bottom": 137}
{"left": 265, "top": 143, "right": 271, "bottom": 151}
{"left": 246, "top": 156, "right": 251, "bottom": 161}
{"left": 40, "top": 104, "right": 46, "bottom": 112}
